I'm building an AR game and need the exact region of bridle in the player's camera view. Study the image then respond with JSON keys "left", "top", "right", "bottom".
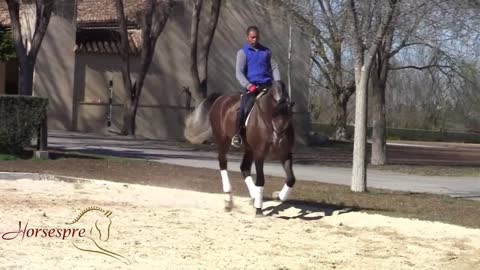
{"left": 255, "top": 88, "right": 293, "bottom": 141}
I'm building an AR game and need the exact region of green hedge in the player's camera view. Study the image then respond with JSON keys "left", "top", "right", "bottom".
{"left": 0, "top": 95, "right": 48, "bottom": 153}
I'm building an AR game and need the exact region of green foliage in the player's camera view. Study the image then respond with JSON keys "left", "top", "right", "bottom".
{"left": 0, "top": 95, "right": 48, "bottom": 153}
{"left": 0, "top": 153, "right": 17, "bottom": 161}
{"left": 0, "top": 27, "right": 16, "bottom": 62}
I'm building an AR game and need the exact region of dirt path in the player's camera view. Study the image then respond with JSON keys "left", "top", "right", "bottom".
{"left": 0, "top": 178, "right": 479, "bottom": 269}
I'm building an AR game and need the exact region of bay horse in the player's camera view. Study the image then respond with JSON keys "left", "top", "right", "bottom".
{"left": 184, "top": 81, "right": 296, "bottom": 216}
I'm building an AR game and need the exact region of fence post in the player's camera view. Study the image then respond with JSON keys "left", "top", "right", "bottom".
{"left": 35, "top": 111, "right": 49, "bottom": 159}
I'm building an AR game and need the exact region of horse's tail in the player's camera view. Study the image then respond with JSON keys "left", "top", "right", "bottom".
{"left": 184, "top": 93, "right": 221, "bottom": 144}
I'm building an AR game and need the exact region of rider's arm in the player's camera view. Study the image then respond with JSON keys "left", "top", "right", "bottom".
{"left": 236, "top": 50, "right": 253, "bottom": 89}
{"left": 271, "top": 57, "right": 281, "bottom": 81}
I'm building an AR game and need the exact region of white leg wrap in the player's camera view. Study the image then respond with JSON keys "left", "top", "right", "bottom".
{"left": 253, "top": 186, "right": 264, "bottom": 209}
{"left": 278, "top": 184, "right": 293, "bottom": 201}
{"left": 221, "top": 170, "right": 231, "bottom": 193}
{"left": 244, "top": 176, "right": 255, "bottom": 198}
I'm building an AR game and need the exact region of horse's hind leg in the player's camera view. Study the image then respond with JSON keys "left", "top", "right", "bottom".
{"left": 273, "top": 152, "right": 296, "bottom": 202}
{"left": 218, "top": 141, "right": 233, "bottom": 211}
{"left": 241, "top": 150, "right": 255, "bottom": 202}
{"left": 253, "top": 159, "right": 266, "bottom": 217}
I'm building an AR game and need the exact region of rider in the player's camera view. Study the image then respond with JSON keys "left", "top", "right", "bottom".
{"left": 231, "top": 26, "right": 281, "bottom": 148}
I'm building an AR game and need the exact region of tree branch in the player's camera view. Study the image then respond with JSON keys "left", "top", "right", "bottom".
{"left": 389, "top": 64, "right": 452, "bottom": 71}
{"left": 189, "top": 0, "right": 203, "bottom": 104}
{"left": 29, "top": 0, "right": 53, "bottom": 60}
{"left": 6, "top": 0, "right": 27, "bottom": 63}
{"left": 114, "top": 0, "right": 133, "bottom": 99}
{"left": 197, "top": 0, "right": 221, "bottom": 95}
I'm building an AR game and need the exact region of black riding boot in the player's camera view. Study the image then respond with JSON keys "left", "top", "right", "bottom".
{"left": 231, "top": 92, "right": 249, "bottom": 148}
{"left": 231, "top": 113, "right": 244, "bottom": 148}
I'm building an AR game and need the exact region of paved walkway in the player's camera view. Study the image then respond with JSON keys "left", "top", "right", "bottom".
{"left": 40, "top": 131, "right": 480, "bottom": 200}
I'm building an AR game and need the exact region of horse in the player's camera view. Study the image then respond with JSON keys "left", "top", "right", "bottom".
{"left": 184, "top": 80, "right": 296, "bottom": 217}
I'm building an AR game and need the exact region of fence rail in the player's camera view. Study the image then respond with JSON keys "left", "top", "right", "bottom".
{"left": 311, "top": 123, "right": 480, "bottom": 143}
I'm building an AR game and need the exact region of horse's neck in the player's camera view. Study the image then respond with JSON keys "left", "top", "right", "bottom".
{"left": 258, "top": 92, "right": 274, "bottom": 110}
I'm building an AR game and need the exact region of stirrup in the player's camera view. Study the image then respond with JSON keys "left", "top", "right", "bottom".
{"left": 231, "top": 134, "right": 242, "bottom": 148}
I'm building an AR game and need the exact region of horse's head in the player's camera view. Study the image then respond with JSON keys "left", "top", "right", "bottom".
{"left": 269, "top": 81, "right": 294, "bottom": 141}
{"left": 270, "top": 81, "right": 294, "bottom": 117}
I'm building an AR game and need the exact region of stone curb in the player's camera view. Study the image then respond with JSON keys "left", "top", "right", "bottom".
{"left": 0, "top": 172, "right": 98, "bottom": 184}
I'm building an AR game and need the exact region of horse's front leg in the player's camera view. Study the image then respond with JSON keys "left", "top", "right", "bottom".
{"left": 241, "top": 150, "right": 255, "bottom": 203}
{"left": 254, "top": 159, "right": 266, "bottom": 217}
{"left": 218, "top": 143, "right": 233, "bottom": 211}
{"left": 273, "top": 152, "right": 295, "bottom": 202}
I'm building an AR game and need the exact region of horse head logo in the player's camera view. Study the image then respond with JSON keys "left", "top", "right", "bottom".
{"left": 66, "top": 206, "right": 130, "bottom": 265}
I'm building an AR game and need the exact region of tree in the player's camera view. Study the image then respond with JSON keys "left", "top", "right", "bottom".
{"left": 348, "top": 0, "right": 399, "bottom": 192}
{"left": 370, "top": 0, "right": 480, "bottom": 165}
{"left": 6, "top": 0, "right": 54, "bottom": 95}
{"left": 189, "top": 0, "right": 222, "bottom": 105}
{"left": 114, "top": 0, "right": 174, "bottom": 135}
{"left": 283, "top": 0, "right": 356, "bottom": 140}
{"left": 309, "top": 0, "right": 356, "bottom": 140}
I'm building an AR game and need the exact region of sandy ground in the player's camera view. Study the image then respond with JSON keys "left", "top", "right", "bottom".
{"left": 0, "top": 178, "right": 479, "bottom": 270}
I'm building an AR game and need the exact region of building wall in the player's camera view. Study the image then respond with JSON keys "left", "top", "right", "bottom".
{"left": 33, "top": 1, "right": 76, "bottom": 130}
{"left": 40, "top": 0, "right": 312, "bottom": 141}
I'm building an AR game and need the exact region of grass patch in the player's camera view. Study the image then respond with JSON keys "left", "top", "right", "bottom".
{"left": 0, "top": 153, "right": 17, "bottom": 161}
{"left": 372, "top": 165, "right": 480, "bottom": 177}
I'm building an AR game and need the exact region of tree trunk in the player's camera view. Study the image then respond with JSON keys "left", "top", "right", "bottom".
{"left": 371, "top": 60, "right": 388, "bottom": 165}
{"left": 189, "top": 0, "right": 204, "bottom": 105}
{"left": 349, "top": 0, "right": 397, "bottom": 193}
{"left": 18, "top": 57, "right": 34, "bottom": 95}
{"left": 121, "top": 101, "right": 135, "bottom": 135}
{"left": 197, "top": 0, "right": 221, "bottom": 97}
{"left": 6, "top": 0, "right": 53, "bottom": 96}
{"left": 333, "top": 98, "right": 348, "bottom": 140}
{"left": 287, "top": 18, "right": 293, "bottom": 98}
{"left": 351, "top": 66, "right": 370, "bottom": 192}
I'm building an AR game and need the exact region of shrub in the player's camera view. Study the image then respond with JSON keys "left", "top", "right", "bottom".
{"left": 0, "top": 95, "right": 48, "bottom": 153}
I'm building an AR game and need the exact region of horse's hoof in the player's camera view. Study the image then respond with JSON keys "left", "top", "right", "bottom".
{"left": 224, "top": 193, "right": 233, "bottom": 211}
{"left": 272, "top": 191, "right": 281, "bottom": 201}
{"left": 224, "top": 200, "right": 233, "bottom": 212}
{"left": 255, "top": 208, "right": 264, "bottom": 217}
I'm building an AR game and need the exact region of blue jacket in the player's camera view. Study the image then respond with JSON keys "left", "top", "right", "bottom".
{"left": 242, "top": 43, "right": 273, "bottom": 85}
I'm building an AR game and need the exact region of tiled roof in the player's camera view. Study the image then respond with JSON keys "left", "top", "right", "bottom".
{"left": 0, "top": 0, "right": 147, "bottom": 27}
{"left": 75, "top": 28, "right": 142, "bottom": 55}
{"left": 77, "top": 0, "right": 146, "bottom": 26}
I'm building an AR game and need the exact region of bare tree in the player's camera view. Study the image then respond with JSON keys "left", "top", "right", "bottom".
{"left": 348, "top": 0, "right": 399, "bottom": 192}
{"left": 6, "top": 0, "right": 54, "bottom": 95}
{"left": 308, "top": 0, "right": 357, "bottom": 140}
{"left": 284, "top": 0, "right": 356, "bottom": 140}
{"left": 114, "top": 0, "right": 174, "bottom": 135}
{"left": 189, "top": 0, "right": 222, "bottom": 105}
{"left": 370, "top": 0, "right": 479, "bottom": 165}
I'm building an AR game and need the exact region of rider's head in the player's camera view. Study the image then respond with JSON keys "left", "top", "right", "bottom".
{"left": 246, "top": 26, "right": 259, "bottom": 48}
